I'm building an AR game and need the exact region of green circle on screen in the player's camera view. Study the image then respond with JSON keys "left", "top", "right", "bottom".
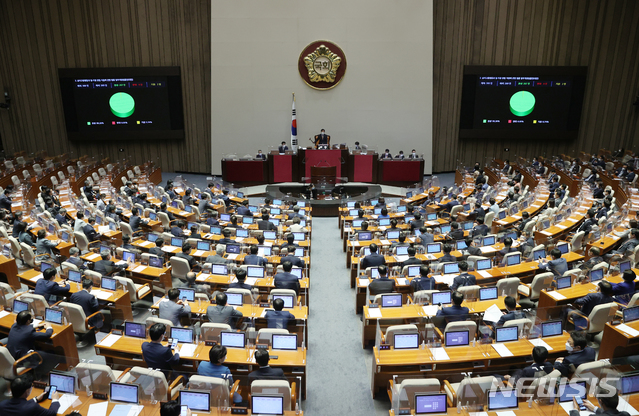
{"left": 109, "top": 92, "right": 135, "bottom": 118}
{"left": 509, "top": 91, "right": 535, "bottom": 117}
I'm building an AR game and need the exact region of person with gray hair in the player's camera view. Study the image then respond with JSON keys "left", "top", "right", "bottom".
{"left": 94, "top": 250, "right": 124, "bottom": 275}
{"left": 55, "top": 207, "right": 69, "bottom": 226}
{"left": 66, "top": 247, "right": 87, "bottom": 270}
{"left": 289, "top": 216, "right": 307, "bottom": 233}
{"left": 205, "top": 244, "right": 230, "bottom": 265}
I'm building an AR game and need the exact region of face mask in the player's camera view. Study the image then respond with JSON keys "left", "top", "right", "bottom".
{"left": 565, "top": 342, "right": 574, "bottom": 353}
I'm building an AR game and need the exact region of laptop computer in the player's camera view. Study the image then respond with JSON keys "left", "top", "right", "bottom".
{"left": 290, "top": 268, "right": 303, "bottom": 279}
{"left": 272, "top": 334, "right": 297, "bottom": 350}
{"left": 178, "top": 288, "right": 195, "bottom": 302}
{"left": 589, "top": 268, "right": 604, "bottom": 282}
{"left": 427, "top": 213, "right": 437, "bottom": 221}
{"left": 445, "top": 330, "right": 469, "bottom": 347}
{"left": 209, "top": 226, "right": 222, "bottom": 235}
{"left": 49, "top": 372, "right": 76, "bottom": 394}
{"left": 13, "top": 299, "right": 29, "bottom": 313}
{"left": 426, "top": 244, "right": 441, "bottom": 254}
{"left": 495, "top": 326, "right": 519, "bottom": 343}
{"left": 358, "top": 232, "right": 372, "bottom": 241}
{"left": 506, "top": 253, "right": 521, "bottom": 266}
{"left": 620, "top": 374, "right": 639, "bottom": 395}
{"left": 532, "top": 248, "right": 546, "bottom": 260}
{"left": 269, "top": 218, "right": 280, "bottom": 226}
{"left": 220, "top": 332, "right": 245, "bottom": 348}
{"left": 110, "top": 382, "right": 139, "bottom": 404}
{"left": 381, "top": 294, "right": 403, "bottom": 308}
{"left": 479, "top": 287, "right": 498, "bottom": 301}
{"left": 45, "top": 308, "right": 63, "bottom": 325}
{"left": 557, "top": 243, "right": 569, "bottom": 255}
{"left": 396, "top": 246, "right": 409, "bottom": 256}
{"left": 415, "top": 393, "right": 448, "bottom": 415}
{"left": 623, "top": 306, "right": 639, "bottom": 323}
{"left": 170, "top": 327, "right": 193, "bottom": 343}
{"left": 226, "top": 292, "right": 243, "bottom": 306}
{"left": 197, "top": 241, "right": 210, "bottom": 251}
{"left": 273, "top": 294, "right": 294, "bottom": 308}
{"left": 482, "top": 236, "right": 496, "bottom": 246}
{"left": 251, "top": 395, "right": 284, "bottom": 416}
{"left": 442, "top": 263, "right": 459, "bottom": 274}
{"left": 122, "top": 251, "right": 136, "bottom": 264}
{"left": 236, "top": 228, "right": 249, "bottom": 238}
{"left": 101, "top": 276, "right": 117, "bottom": 291}
{"left": 242, "top": 216, "right": 254, "bottom": 225}
{"left": 179, "top": 391, "right": 210, "bottom": 412}
{"left": 270, "top": 207, "right": 281, "bottom": 215}
{"left": 379, "top": 218, "right": 391, "bottom": 226}
{"left": 40, "top": 262, "right": 54, "bottom": 272}
{"left": 397, "top": 205, "right": 407, "bottom": 212}
{"left": 386, "top": 230, "right": 401, "bottom": 240}
{"left": 620, "top": 260, "right": 631, "bottom": 273}
{"left": 349, "top": 209, "right": 359, "bottom": 216}
{"left": 148, "top": 233, "right": 159, "bottom": 242}
{"left": 67, "top": 270, "right": 82, "bottom": 283}
{"left": 211, "top": 264, "right": 228, "bottom": 275}
{"left": 148, "top": 256, "right": 163, "bottom": 268}
{"left": 394, "top": 333, "right": 419, "bottom": 350}
{"left": 556, "top": 276, "right": 572, "bottom": 290}
{"left": 220, "top": 213, "right": 231, "bottom": 222}
{"left": 487, "top": 390, "right": 518, "bottom": 410}
{"left": 541, "top": 320, "right": 562, "bottom": 337}
{"left": 352, "top": 219, "right": 363, "bottom": 228}
{"left": 247, "top": 266, "right": 265, "bottom": 278}
{"left": 258, "top": 245, "right": 272, "bottom": 257}
{"left": 440, "top": 225, "right": 451, "bottom": 234}
{"left": 456, "top": 240, "right": 468, "bottom": 250}
{"left": 263, "top": 231, "right": 277, "bottom": 240}
{"left": 407, "top": 265, "right": 421, "bottom": 277}
{"left": 432, "top": 291, "right": 452, "bottom": 305}
{"left": 171, "top": 237, "right": 184, "bottom": 247}
{"left": 476, "top": 259, "right": 492, "bottom": 271}
{"left": 557, "top": 380, "right": 587, "bottom": 402}
{"left": 124, "top": 321, "right": 146, "bottom": 338}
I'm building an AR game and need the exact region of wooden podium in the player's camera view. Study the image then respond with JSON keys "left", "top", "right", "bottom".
{"left": 310, "top": 166, "right": 336, "bottom": 184}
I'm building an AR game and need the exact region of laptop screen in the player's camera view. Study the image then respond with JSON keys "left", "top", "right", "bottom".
{"left": 13, "top": 299, "right": 28, "bottom": 313}
{"left": 370, "top": 268, "right": 379, "bottom": 279}
{"left": 445, "top": 330, "right": 469, "bottom": 347}
{"left": 290, "top": 268, "right": 303, "bottom": 279}
{"left": 479, "top": 287, "right": 498, "bottom": 301}
{"left": 488, "top": 390, "right": 518, "bottom": 410}
{"left": 495, "top": 326, "right": 519, "bottom": 343}
{"left": 211, "top": 264, "right": 228, "bottom": 275}
{"left": 443, "top": 263, "right": 459, "bottom": 274}
{"left": 557, "top": 243, "right": 569, "bottom": 254}
{"left": 40, "top": 262, "right": 53, "bottom": 272}
{"left": 170, "top": 327, "right": 193, "bottom": 343}
{"left": 394, "top": 333, "right": 419, "bottom": 350}
{"left": 272, "top": 334, "right": 297, "bottom": 350}
{"left": 379, "top": 218, "right": 391, "bottom": 226}
{"left": 347, "top": 201, "right": 356, "bottom": 208}
{"left": 45, "top": 308, "right": 63, "bottom": 325}
{"left": 110, "top": 382, "right": 138, "bottom": 404}
{"left": 242, "top": 216, "right": 254, "bottom": 224}
{"left": 556, "top": 276, "right": 571, "bottom": 290}
{"left": 427, "top": 244, "right": 441, "bottom": 254}
{"left": 432, "top": 291, "right": 452, "bottom": 305}
{"left": 148, "top": 233, "right": 159, "bottom": 242}
{"left": 349, "top": 209, "right": 359, "bottom": 216}
{"left": 589, "top": 269, "right": 604, "bottom": 282}
{"left": 124, "top": 322, "right": 146, "bottom": 338}
{"left": 60, "top": 232, "right": 69, "bottom": 242}
{"left": 498, "top": 210, "right": 506, "bottom": 219}
{"left": 620, "top": 375, "right": 639, "bottom": 395}
{"left": 396, "top": 246, "right": 409, "bottom": 256}
{"left": 463, "top": 221, "right": 474, "bottom": 230}
{"left": 381, "top": 294, "right": 403, "bottom": 308}
{"left": 263, "top": 231, "right": 277, "bottom": 240}
{"left": 149, "top": 212, "right": 157, "bottom": 221}
{"left": 171, "top": 237, "right": 183, "bottom": 247}
{"left": 386, "top": 230, "right": 400, "bottom": 239}
{"left": 406, "top": 191, "right": 413, "bottom": 198}
{"left": 415, "top": 393, "right": 448, "bottom": 415}
{"left": 440, "top": 225, "right": 451, "bottom": 233}
{"left": 236, "top": 228, "right": 249, "bottom": 238}
{"left": 427, "top": 213, "right": 437, "bottom": 221}
{"left": 456, "top": 240, "right": 468, "bottom": 250}
{"left": 482, "top": 236, "right": 495, "bottom": 246}
{"left": 273, "top": 199, "right": 283, "bottom": 206}
{"left": 226, "top": 244, "right": 240, "bottom": 254}
{"left": 251, "top": 395, "right": 284, "bottom": 416}
{"left": 476, "top": 259, "right": 492, "bottom": 271}
{"left": 352, "top": 220, "right": 363, "bottom": 228}
{"left": 209, "top": 226, "right": 222, "bottom": 235}
{"left": 532, "top": 249, "right": 546, "bottom": 260}
{"left": 248, "top": 205, "right": 258, "bottom": 213}
{"left": 407, "top": 266, "right": 421, "bottom": 277}
{"left": 180, "top": 391, "right": 210, "bottom": 412}
{"left": 623, "top": 306, "right": 639, "bottom": 323}
{"left": 226, "top": 292, "right": 243, "bottom": 306}
{"left": 293, "top": 247, "right": 304, "bottom": 257}
{"left": 258, "top": 245, "right": 272, "bottom": 257}
{"left": 197, "top": 241, "right": 210, "bottom": 251}
{"left": 620, "top": 261, "right": 631, "bottom": 273}
{"left": 178, "top": 288, "right": 195, "bottom": 302}
{"left": 297, "top": 201, "right": 306, "bottom": 207}
{"left": 122, "top": 251, "right": 136, "bottom": 264}
{"left": 149, "top": 256, "right": 163, "bottom": 268}
{"left": 273, "top": 294, "right": 294, "bottom": 308}
{"left": 49, "top": 372, "right": 75, "bottom": 394}
{"left": 270, "top": 208, "right": 281, "bottom": 215}
{"left": 237, "top": 191, "right": 244, "bottom": 198}
{"left": 541, "top": 320, "right": 562, "bottom": 337}
{"left": 506, "top": 254, "right": 521, "bottom": 266}
{"left": 269, "top": 218, "right": 280, "bottom": 226}
{"left": 101, "top": 277, "right": 117, "bottom": 291}
{"left": 358, "top": 232, "right": 372, "bottom": 241}
{"left": 558, "top": 381, "right": 587, "bottom": 402}
{"left": 397, "top": 205, "right": 407, "bottom": 212}
{"left": 220, "top": 213, "right": 231, "bottom": 222}
{"left": 67, "top": 270, "right": 82, "bottom": 283}
{"left": 247, "top": 266, "right": 265, "bottom": 278}
{"left": 374, "top": 208, "right": 382, "bottom": 215}
{"left": 220, "top": 332, "right": 245, "bottom": 348}
{"left": 504, "top": 232, "right": 518, "bottom": 241}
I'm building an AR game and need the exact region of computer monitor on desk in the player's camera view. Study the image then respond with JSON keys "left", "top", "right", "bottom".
{"left": 623, "top": 306, "right": 639, "bottom": 323}
{"left": 220, "top": 331, "right": 245, "bottom": 348}
{"left": 170, "top": 327, "right": 193, "bottom": 344}
{"left": 251, "top": 395, "right": 284, "bottom": 416}
{"left": 557, "top": 243, "right": 569, "bottom": 255}
{"left": 381, "top": 294, "right": 402, "bottom": 308}
{"left": 379, "top": 218, "right": 391, "bottom": 226}
{"left": 178, "top": 288, "right": 195, "bottom": 302}
{"left": 495, "top": 326, "right": 518, "bottom": 343}
{"left": 12, "top": 299, "right": 28, "bottom": 313}
{"left": 532, "top": 248, "right": 546, "bottom": 261}
{"left": 476, "top": 259, "right": 492, "bottom": 271}
{"left": 45, "top": 308, "right": 63, "bottom": 325}
{"left": 272, "top": 294, "right": 294, "bottom": 308}
{"left": 110, "top": 382, "right": 139, "bottom": 404}
{"left": 556, "top": 276, "right": 572, "bottom": 290}
{"left": 482, "top": 236, "right": 495, "bottom": 247}
{"left": 415, "top": 393, "right": 448, "bottom": 415}
{"left": 124, "top": 322, "right": 146, "bottom": 338}
{"left": 456, "top": 240, "right": 468, "bottom": 250}
{"left": 488, "top": 390, "right": 518, "bottom": 410}
{"left": 211, "top": 264, "right": 228, "bottom": 276}
{"left": 589, "top": 269, "right": 604, "bottom": 282}
{"left": 442, "top": 263, "right": 459, "bottom": 275}
{"left": 394, "top": 333, "right": 419, "bottom": 350}
{"left": 358, "top": 231, "right": 372, "bottom": 241}
{"left": 506, "top": 253, "right": 521, "bottom": 266}
{"left": 541, "top": 320, "right": 562, "bottom": 338}
{"left": 432, "top": 291, "right": 452, "bottom": 305}
{"left": 49, "top": 372, "right": 76, "bottom": 394}
{"left": 67, "top": 270, "right": 82, "bottom": 283}
{"left": 386, "top": 230, "right": 400, "bottom": 240}
{"left": 620, "top": 374, "right": 639, "bottom": 395}
{"left": 247, "top": 266, "right": 265, "bottom": 278}
{"left": 479, "top": 287, "right": 498, "bottom": 301}
{"left": 445, "top": 331, "right": 469, "bottom": 347}
{"left": 226, "top": 292, "right": 243, "bottom": 306}
{"left": 272, "top": 334, "right": 297, "bottom": 350}
{"left": 236, "top": 228, "right": 249, "bottom": 238}
{"left": 179, "top": 391, "right": 210, "bottom": 412}
{"left": 407, "top": 265, "right": 421, "bottom": 277}
{"left": 263, "top": 231, "right": 277, "bottom": 240}
{"left": 620, "top": 260, "right": 631, "bottom": 273}
{"left": 557, "top": 380, "right": 587, "bottom": 402}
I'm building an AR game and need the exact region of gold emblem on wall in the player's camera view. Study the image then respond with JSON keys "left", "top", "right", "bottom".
{"left": 298, "top": 40, "right": 347, "bottom": 90}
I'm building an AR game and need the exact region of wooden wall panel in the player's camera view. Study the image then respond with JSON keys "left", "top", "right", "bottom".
{"left": 0, "top": 0, "right": 211, "bottom": 173}
{"left": 433, "top": 0, "right": 639, "bottom": 172}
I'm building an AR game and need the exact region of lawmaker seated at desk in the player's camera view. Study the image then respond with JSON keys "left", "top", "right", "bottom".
{"left": 265, "top": 298, "right": 296, "bottom": 329}
{"left": 566, "top": 281, "right": 615, "bottom": 331}
{"left": 450, "top": 261, "right": 476, "bottom": 291}
{"left": 197, "top": 344, "right": 243, "bottom": 404}
{"left": 495, "top": 237, "right": 520, "bottom": 266}
{"left": 380, "top": 149, "right": 393, "bottom": 159}
{"left": 553, "top": 331, "right": 596, "bottom": 377}
{"left": 504, "top": 345, "right": 553, "bottom": 386}
{"left": 410, "top": 265, "right": 435, "bottom": 292}
{"left": 0, "top": 375, "right": 61, "bottom": 416}
{"left": 159, "top": 288, "right": 192, "bottom": 327}
{"left": 368, "top": 265, "right": 396, "bottom": 296}
{"left": 34, "top": 268, "right": 70, "bottom": 304}
{"left": 141, "top": 322, "right": 180, "bottom": 374}
{"left": 435, "top": 291, "right": 470, "bottom": 327}
{"left": 94, "top": 250, "right": 126, "bottom": 276}
{"left": 569, "top": 390, "right": 631, "bottom": 416}
{"left": 7, "top": 310, "right": 53, "bottom": 360}
{"left": 274, "top": 261, "right": 301, "bottom": 295}
{"left": 248, "top": 349, "right": 288, "bottom": 383}
{"left": 538, "top": 248, "right": 569, "bottom": 277}
{"left": 206, "top": 292, "right": 244, "bottom": 328}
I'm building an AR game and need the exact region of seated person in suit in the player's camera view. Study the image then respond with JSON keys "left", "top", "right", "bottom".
{"left": 612, "top": 270, "right": 636, "bottom": 304}
{"left": 495, "top": 296, "right": 525, "bottom": 327}
{"left": 35, "top": 229, "right": 58, "bottom": 258}
{"left": 378, "top": 207, "right": 390, "bottom": 219}
{"left": 17, "top": 221, "right": 35, "bottom": 247}
{"left": 281, "top": 247, "right": 305, "bottom": 268}
{"left": 129, "top": 207, "right": 147, "bottom": 231}
{"left": 159, "top": 288, "right": 192, "bottom": 327}
{"left": 553, "top": 331, "right": 596, "bottom": 376}
{"left": 579, "top": 247, "right": 603, "bottom": 271}
{"left": 417, "top": 227, "right": 435, "bottom": 246}
{"left": 189, "top": 225, "right": 202, "bottom": 240}
{"left": 236, "top": 200, "right": 251, "bottom": 216}
{"left": 471, "top": 217, "right": 489, "bottom": 238}
{"left": 410, "top": 213, "right": 424, "bottom": 231}
{"left": 274, "top": 261, "right": 300, "bottom": 294}
{"left": 218, "top": 229, "right": 235, "bottom": 245}
{"left": 198, "top": 195, "right": 215, "bottom": 216}
{"left": 505, "top": 346, "right": 553, "bottom": 386}
{"left": 517, "top": 211, "right": 533, "bottom": 234}
{"left": 229, "top": 268, "right": 252, "bottom": 290}
{"left": 390, "top": 231, "right": 410, "bottom": 249}
{"left": 266, "top": 298, "right": 296, "bottom": 329}
{"left": 141, "top": 323, "right": 180, "bottom": 373}
{"left": 380, "top": 149, "right": 393, "bottom": 159}
{"left": 289, "top": 216, "right": 307, "bottom": 232}
{"left": 439, "top": 244, "right": 456, "bottom": 263}
{"left": 122, "top": 235, "right": 136, "bottom": 251}
{"left": 577, "top": 209, "right": 597, "bottom": 235}
{"left": 568, "top": 281, "right": 615, "bottom": 329}
{"left": 249, "top": 350, "right": 287, "bottom": 384}
{"left": 361, "top": 243, "right": 386, "bottom": 269}
{"left": 149, "top": 237, "right": 165, "bottom": 257}
{"left": 0, "top": 375, "right": 61, "bottom": 416}
{"left": 435, "top": 291, "right": 469, "bottom": 326}
{"left": 205, "top": 244, "right": 230, "bottom": 265}
{"left": 174, "top": 242, "right": 199, "bottom": 269}
{"left": 278, "top": 141, "right": 289, "bottom": 153}
{"left": 257, "top": 212, "right": 277, "bottom": 231}
{"left": 538, "top": 248, "right": 568, "bottom": 277}
{"left": 280, "top": 233, "right": 299, "bottom": 251}
{"left": 82, "top": 217, "right": 101, "bottom": 242}
{"left": 256, "top": 149, "right": 266, "bottom": 160}
{"left": 395, "top": 150, "right": 405, "bottom": 159}
{"left": 244, "top": 245, "right": 267, "bottom": 266}
{"left": 206, "top": 209, "right": 220, "bottom": 226}
{"left": 604, "top": 228, "right": 639, "bottom": 261}
{"left": 447, "top": 222, "right": 465, "bottom": 241}
{"left": 34, "top": 267, "right": 70, "bottom": 303}
{"left": 69, "top": 279, "right": 105, "bottom": 329}
{"left": 171, "top": 220, "right": 186, "bottom": 237}
{"left": 288, "top": 206, "right": 306, "bottom": 221}
{"left": 438, "top": 195, "right": 460, "bottom": 213}
{"left": 465, "top": 237, "right": 482, "bottom": 256}
{"left": 402, "top": 247, "right": 422, "bottom": 268}
{"left": 94, "top": 250, "right": 125, "bottom": 276}
{"left": 55, "top": 207, "right": 69, "bottom": 226}
{"left": 496, "top": 237, "right": 520, "bottom": 266}
{"left": 374, "top": 197, "right": 386, "bottom": 209}
{"left": 197, "top": 344, "right": 243, "bottom": 403}
{"left": 7, "top": 310, "right": 53, "bottom": 359}
{"left": 368, "top": 265, "right": 396, "bottom": 296}
{"left": 569, "top": 391, "right": 631, "bottom": 416}
{"left": 206, "top": 292, "right": 244, "bottom": 327}
{"left": 408, "top": 149, "right": 419, "bottom": 159}
{"left": 66, "top": 246, "right": 87, "bottom": 270}
{"left": 410, "top": 265, "right": 435, "bottom": 292}
{"left": 226, "top": 214, "right": 240, "bottom": 229}
{"left": 450, "top": 261, "right": 475, "bottom": 290}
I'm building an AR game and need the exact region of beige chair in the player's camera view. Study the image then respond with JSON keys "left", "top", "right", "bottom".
{"left": 146, "top": 316, "right": 173, "bottom": 334}
{"left": 269, "top": 288, "right": 297, "bottom": 302}
{"left": 7, "top": 237, "right": 23, "bottom": 266}
{"left": 570, "top": 231, "right": 586, "bottom": 252}
{"left": 20, "top": 243, "right": 41, "bottom": 269}
{"left": 74, "top": 362, "right": 124, "bottom": 394}
{"left": 502, "top": 252, "right": 521, "bottom": 266}
{"left": 496, "top": 277, "right": 520, "bottom": 297}
{"left": 0, "top": 282, "right": 18, "bottom": 307}
{"left": 158, "top": 212, "right": 171, "bottom": 228}
{"left": 388, "top": 378, "right": 442, "bottom": 411}
{"left": 74, "top": 231, "right": 91, "bottom": 253}
{"left": 200, "top": 323, "right": 232, "bottom": 344}
{"left": 503, "top": 318, "right": 533, "bottom": 336}
{"left": 120, "top": 222, "right": 133, "bottom": 239}
{"left": 0, "top": 346, "right": 41, "bottom": 380}
{"left": 625, "top": 292, "right": 639, "bottom": 309}
{"left": 256, "top": 328, "right": 289, "bottom": 345}
{"left": 484, "top": 211, "right": 496, "bottom": 228}
{"left": 170, "top": 257, "right": 191, "bottom": 280}
{"left": 119, "top": 366, "right": 184, "bottom": 402}
{"left": 251, "top": 380, "right": 295, "bottom": 411}
{"left": 457, "top": 285, "right": 480, "bottom": 300}
{"left": 113, "top": 276, "right": 152, "bottom": 304}
{"left": 61, "top": 261, "right": 80, "bottom": 274}
{"left": 226, "top": 288, "right": 254, "bottom": 304}
{"left": 568, "top": 302, "right": 618, "bottom": 335}
{"left": 450, "top": 205, "right": 463, "bottom": 218}
{"left": 59, "top": 301, "right": 103, "bottom": 347}
{"left": 412, "top": 290, "right": 438, "bottom": 305}
{"left": 443, "top": 321, "right": 477, "bottom": 340}
{"left": 572, "top": 360, "right": 612, "bottom": 385}
{"left": 16, "top": 293, "right": 49, "bottom": 317}
{"left": 518, "top": 272, "right": 554, "bottom": 302}
{"left": 188, "top": 375, "right": 238, "bottom": 408}
{"left": 84, "top": 270, "right": 102, "bottom": 286}
{"left": 384, "top": 324, "right": 419, "bottom": 347}
{"left": 443, "top": 375, "right": 499, "bottom": 406}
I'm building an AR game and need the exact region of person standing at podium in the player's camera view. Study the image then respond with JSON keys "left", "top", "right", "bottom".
{"left": 278, "top": 141, "right": 288, "bottom": 154}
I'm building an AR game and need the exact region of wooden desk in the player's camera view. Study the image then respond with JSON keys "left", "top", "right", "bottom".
{"left": 371, "top": 332, "right": 570, "bottom": 397}
{"left": 598, "top": 320, "right": 639, "bottom": 360}
{"left": 0, "top": 310, "right": 79, "bottom": 369}
{"left": 0, "top": 255, "right": 20, "bottom": 290}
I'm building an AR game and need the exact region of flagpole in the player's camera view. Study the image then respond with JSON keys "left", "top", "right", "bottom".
{"left": 291, "top": 93, "right": 298, "bottom": 151}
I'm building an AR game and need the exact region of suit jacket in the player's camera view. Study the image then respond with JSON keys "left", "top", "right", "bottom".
{"left": 159, "top": 300, "right": 191, "bottom": 327}
{"left": 439, "top": 200, "right": 460, "bottom": 213}
{"left": 171, "top": 226, "right": 184, "bottom": 237}
{"left": 575, "top": 292, "right": 614, "bottom": 317}
{"left": 410, "top": 219, "right": 424, "bottom": 230}
{"left": 578, "top": 218, "right": 596, "bottom": 234}
{"left": 229, "top": 282, "right": 253, "bottom": 290}
{"left": 410, "top": 276, "right": 435, "bottom": 292}
{"left": 449, "top": 229, "right": 465, "bottom": 240}
{"left": 206, "top": 304, "right": 243, "bottom": 326}
{"left": 12, "top": 221, "right": 21, "bottom": 237}
{"left": 7, "top": 323, "right": 53, "bottom": 358}
{"left": 34, "top": 279, "right": 70, "bottom": 302}
{"left": 265, "top": 310, "right": 296, "bottom": 329}
{"left": 436, "top": 305, "right": 470, "bottom": 323}
{"left": 380, "top": 152, "right": 393, "bottom": 159}
{"left": 439, "top": 253, "right": 457, "bottom": 263}
{"left": 402, "top": 257, "right": 422, "bottom": 268}
{"left": 130, "top": 215, "right": 145, "bottom": 231}
{"left": 281, "top": 255, "right": 304, "bottom": 268}
{"left": 244, "top": 254, "right": 267, "bottom": 266}
{"left": 236, "top": 206, "right": 252, "bottom": 216}
{"left": 570, "top": 408, "right": 630, "bottom": 416}
{"left": 278, "top": 145, "right": 289, "bottom": 153}
{"left": 539, "top": 257, "right": 568, "bottom": 277}
{"left": 54, "top": 213, "right": 68, "bottom": 226}
{"left": 19, "top": 231, "right": 35, "bottom": 246}
{"left": 273, "top": 272, "right": 300, "bottom": 294}
{"left": 554, "top": 347, "right": 596, "bottom": 376}
{"left": 141, "top": 341, "right": 180, "bottom": 371}
{"left": 0, "top": 397, "right": 60, "bottom": 416}
{"left": 69, "top": 289, "right": 102, "bottom": 327}
{"left": 368, "top": 277, "right": 396, "bottom": 296}
{"left": 0, "top": 194, "right": 12, "bottom": 212}
{"left": 35, "top": 238, "right": 57, "bottom": 256}
{"left": 67, "top": 256, "right": 87, "bottom": 270}
{"left": 467, "top": 246, "right": 482, "bottom": 256}
{"left": 248, "top": 366, "right": 287, "bottom": 384}
{"left": 361, "top": 253, "right": 386, "bottom": 269}
{"left": 258, "top": 220, "right": 277, "bottom": 231}
{"left": 149, "top": 247, "right": 164, "bottom": 257}
{"left": 82, "top": 224, "right": 99, "bottom": 242}
{"left": 175, "top": 252, "right": 198, "bottom": 269}
{"left": 419, "top": 233, "right": 435, "bottom": 245}
{"left": 614, "top": 238, "right": 639, "bottom": 255}
{"left": 94, "top": 259, "right": 119, "bottom": 275}
{"left": 450, "top": 273, "right": 476, "bottom": 291}
{"left": 496, "top": 310, "right": 526, "bottom": 326}
{"left": 205, "top": 254, "right": 229, "bottom": 265}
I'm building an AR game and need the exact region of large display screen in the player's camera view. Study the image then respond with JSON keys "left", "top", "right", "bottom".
{"left": 59, "top": 67, "right": 184, "bottom": 141}
{"left": 459, "top": 66, "right": 587, "bottom": 140}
